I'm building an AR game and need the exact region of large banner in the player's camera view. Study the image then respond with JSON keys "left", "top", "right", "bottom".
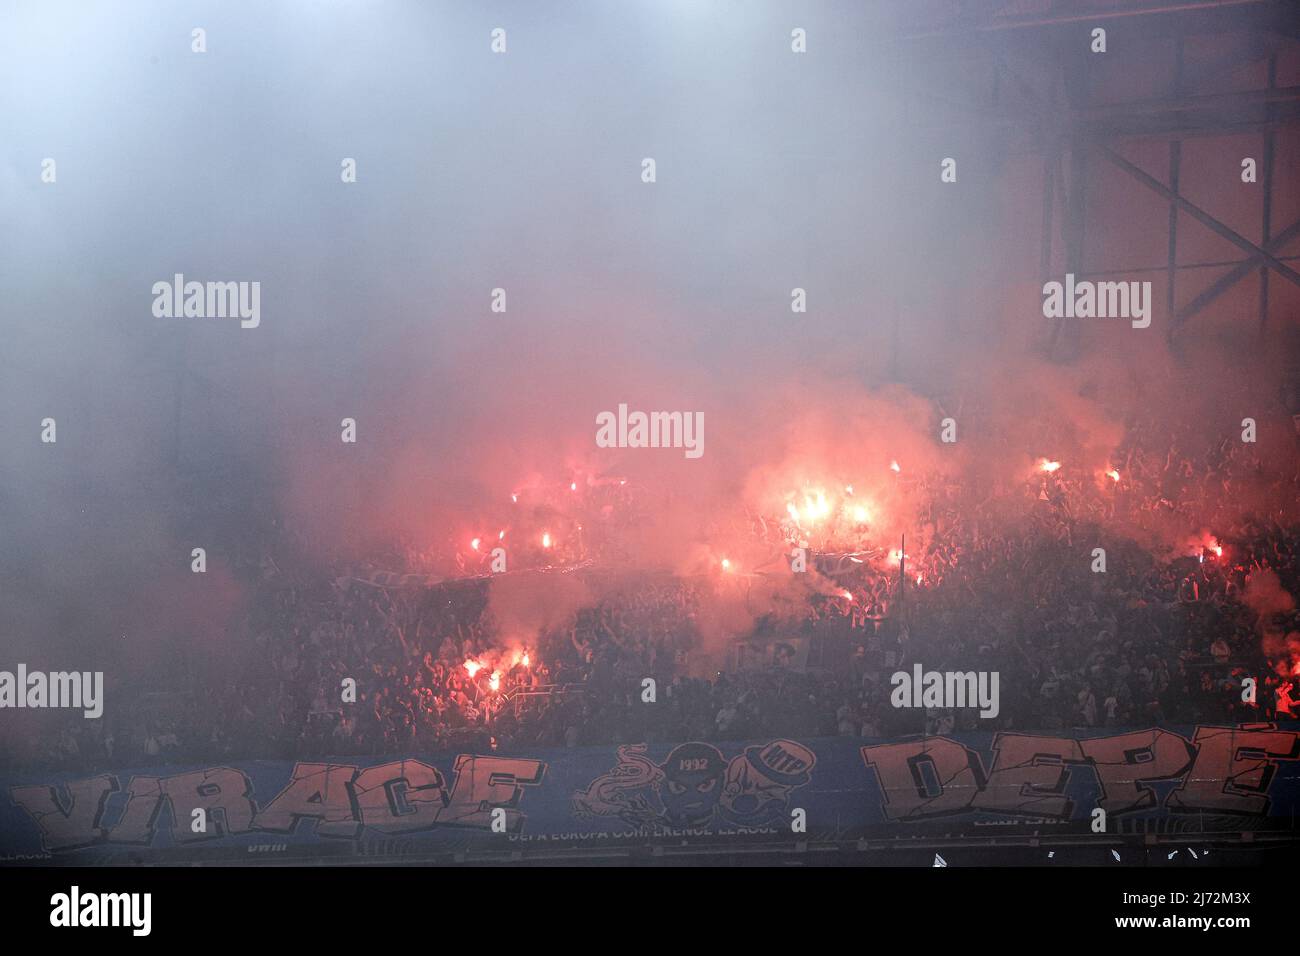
{"left": 3, "top": 724, "right": 1299, "bottom": 863}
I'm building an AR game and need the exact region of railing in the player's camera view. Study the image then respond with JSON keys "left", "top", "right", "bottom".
{"left": 501, "top": 683, "right": 587, "bottom": 703}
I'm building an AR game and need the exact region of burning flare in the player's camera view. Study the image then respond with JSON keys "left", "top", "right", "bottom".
{"left": 1190, "top": 532, "right": 1224, "bottom": 560}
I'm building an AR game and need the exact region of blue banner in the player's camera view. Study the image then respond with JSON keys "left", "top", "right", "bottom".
{"left": 3, "top": 724, "right": 1298, "bottom": 863}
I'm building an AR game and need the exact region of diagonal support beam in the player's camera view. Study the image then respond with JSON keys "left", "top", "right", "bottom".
{"left": 1170, "top": 214, "right": 1300, "bottom": 334}
{"left": 1095, "top": 144, "right": 1300, "bottom": 288}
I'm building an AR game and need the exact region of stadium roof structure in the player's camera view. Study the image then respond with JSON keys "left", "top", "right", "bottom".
{"left": 860, "top": 0, "right": 1300, "bottom": 359}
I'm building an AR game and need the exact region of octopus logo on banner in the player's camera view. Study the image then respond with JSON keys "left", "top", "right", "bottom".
{"left": 573, "top": 739, "right": 816, "bottom": 828}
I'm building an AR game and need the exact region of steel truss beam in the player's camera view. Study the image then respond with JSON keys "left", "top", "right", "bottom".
{"left": 1095, "top": 145, "right": 1300, "bottom": 287}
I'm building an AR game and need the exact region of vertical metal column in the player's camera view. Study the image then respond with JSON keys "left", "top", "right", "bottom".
{"left": 1167, "top": 142, "right": 1182, "bottom": 320}
{"left": 1167, "top": 39, "right": 1184, "bottom": 324}
{"left": 1259, "top": 51, "right": 1277, "bottom": 335}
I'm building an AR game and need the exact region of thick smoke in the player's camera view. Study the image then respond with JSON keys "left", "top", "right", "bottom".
{"left": 1, "top": 2, "right": 1298, "bottom": 690}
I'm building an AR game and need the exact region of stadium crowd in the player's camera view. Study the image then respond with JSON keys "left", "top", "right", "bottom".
{"left": 6, "top": 417, "right": 1299, "bottom": 773}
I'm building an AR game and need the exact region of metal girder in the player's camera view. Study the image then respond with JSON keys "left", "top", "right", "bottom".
{"left": 1095, "top": 144, "right": 1300, "bottom": 288}
{"left": 898, "top": 88, "right": 1300, "bottom": 145}
{"left": 1170, "top": 215, "right": 1300, "bottom": 333}
{"left": 895, "top": 0, "right": 1264, "bottom": 35}
{"left": 1078, "top": 85, "right": 1300, "bottom": 120}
